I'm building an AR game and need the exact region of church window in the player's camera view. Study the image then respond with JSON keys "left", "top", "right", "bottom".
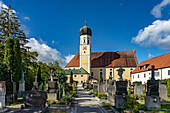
{"left": 87, "top": 39, "right": 89, "bottom": 44}
{"left": 168, "top": 70, "right": 170, "bottom": 75}
{"left": 81, "top": 80, "right": 83, "bottom": 83}
{"left": 91, "top": 72, "right": 94, "bottom": 77}
{"left": 144, "top": 74, "right": 146, "bottom": 78}
{"left": 84, "top": 51, "right": 86, "bottom": 53}
{"left": 74, "top": 75, "right": 77, "bottom": 77}
{"left": 110, "top": 69, "right": 112, "bottom": 71}
{"left": 100, "top": 69, "right": 102, "bottom": 71}
{"left": 110, "top": 72, "right": 112, "bottom": 76}
{"left": 100, "top": 72, "right": 103, "bottom": 82}
{"left": 138, "top": 74, "right": 139, "bottom": 78}
{"left": 81, "top": 75, "right": 83, "bottom": 77}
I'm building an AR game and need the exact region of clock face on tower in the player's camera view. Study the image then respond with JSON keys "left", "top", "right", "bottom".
{"left": 83, "top": 46, "right": 87, "bottom": 50}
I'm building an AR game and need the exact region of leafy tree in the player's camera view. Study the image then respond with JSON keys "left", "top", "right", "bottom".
{"left": 4, "top": 37, "right": 14, "bottom": 71}
{"left": 13, "top": 37, "right": 22, "bottom": 83}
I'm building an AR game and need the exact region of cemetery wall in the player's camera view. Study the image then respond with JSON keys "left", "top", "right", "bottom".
{"left": 132, "top": 67, "right": 170, "bottom": 84}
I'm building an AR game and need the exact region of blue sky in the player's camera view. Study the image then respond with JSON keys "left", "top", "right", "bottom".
{"left": 1, "top": 0, "right": 170, "bottom": 67}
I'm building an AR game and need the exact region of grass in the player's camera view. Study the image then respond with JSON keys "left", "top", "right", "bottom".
{"left": 139, "top": 104, "right": 170, "bottom": 112}
{"left": 102, "top": 103, "right": 112, "bottom": 107}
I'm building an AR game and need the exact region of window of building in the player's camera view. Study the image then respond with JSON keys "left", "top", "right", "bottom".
{"left": 138, "top": 67, "right": 141, "bottom": 70}
{"left": 81, "top": 81, "right": 83, "bottom": 83}
{"left": 100, "top": 72, "right": 103, "bottom": 81}
{"left": 87, "top": 39, "right": 89, "bottom": 44}
{"left": 133, "top": 75, "right": 134, "bottom": 79}
{"left": 144, "top": 65, "right": 146, "bottom": 69}
{"left": 100, "top": 69, "right": 102, "bottom": 71}
{"left": 84, "top": 39, "right": 86, "bottom": 43}
{"left": 91, "top": 72, "right": 94, "bottom": 77}
{"left": 138, "top": 74, "right": 139, "bottom": 78}
{"left": 110, "top": 69, "right": 112, "bottom": 71}
{"left": 81, "top": 75, "right": 83, "bottom": 77}
{"left": 84, "top": 51, "right": 86, "bottom": 53}
{"left": 144, "top": 74, "right": 146, "bottom": 78}
{"left": 74, "top": 75, "right": 77, "bottom": 77}
{"left": 110, "top": 72, "right": 112, "bottom": 76}
{"left": 168, "top": 70, "right": 170, "bottom": 75}
{"left": 155, "top": 72, "right": 159, "bottom": 77}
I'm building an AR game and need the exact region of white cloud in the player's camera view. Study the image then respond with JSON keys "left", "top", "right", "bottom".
{"left": 132, "top": 19, "right": 170, "bottom": 49}
{"left": 23, "top": 16, "right": 30, "bottom": 21}
{"left": 148, "top": 53, "right": 154, "bottom": 58}
{"left": 20, "top": 25, "right": 30, "bottom": 36}
{"left": 26, "top": 38, "right": 74, "bottom": 68}
{"left": 52, "top": 40, "right": 58, "bottom": 45}
{"left": 151, "top": 0, "right": 170, "bottom": 18}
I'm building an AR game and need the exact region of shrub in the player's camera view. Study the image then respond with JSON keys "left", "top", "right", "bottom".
{"left": 167, "top": 79, "right": 170, "bottom": 97}
{"left": 61, "top": 96, "right": 73, "bottom": 103}
{"left": 95, "top": 90, "right": 98, "bottom": 96}
{"left": 161, "top": 79, "right": 168, "bottom": 84}
{"left": 123, "top": 96, "right": 140, "bottom": 111}
{"left": 97, "top": 93, "right": 107, "bottom": 99}
{"left": 133, "top": 81, "right": 142, "bottom": 86}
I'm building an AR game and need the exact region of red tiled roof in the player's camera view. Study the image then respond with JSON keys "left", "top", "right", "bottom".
{"left": 132, "top": 53, "right": 170, "bottom": 74}
{"left": 65, "top": 50, "right": 138, "bottom": 68}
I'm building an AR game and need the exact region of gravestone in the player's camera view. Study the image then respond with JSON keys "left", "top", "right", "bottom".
{"left": 47, "top": 70, "right": 59, "bottom": 100}
{"left": 23, "top": 90, "right": 47, "bottom": 108}
{"left": 145, "top": 66, "right": 161, "bottom": 110}
{"left": 18, "top": 70, "right": 26, "bottom": 97}
{"left": 0, "top": 81, "right": 8, "bottom": 112}
{"left": 134, "top": 85, "right": 144, "bottom": 95}
{"left": 6, "top": 70, "right": 17, "bottom": 103}
{"left": 106, "top": 80, "right": 116, "bottom": 103}
{"left": 23, "top": 66, "right": 47, "bottom": 108}
{"left": 93, "top": 83, "right": 98, "bottom": 93}
{"left": 98, "top": 82, "right": 105, "bottom": 93}
{"left": 159, "top": 83, "right": 167, "bottom": 101}
{"left": 115, "top": 67, "right": 127, "bottom": 109}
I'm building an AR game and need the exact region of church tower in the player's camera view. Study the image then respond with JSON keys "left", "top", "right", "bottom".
{"left": 79, "top": 22, "right": 92, "bottom": 74}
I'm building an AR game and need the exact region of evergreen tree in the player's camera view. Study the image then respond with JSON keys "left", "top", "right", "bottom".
{"left": 70, "top": 71, "right": 73, "bottom": 85}
{"left": 0, "top": 62, "right": 9, "bottom": 82}
{"left": 13, "top": 37, "right": 22, "bottom": 83}
{"left": 4, "top": 37, "right": 14, "bottom": 71}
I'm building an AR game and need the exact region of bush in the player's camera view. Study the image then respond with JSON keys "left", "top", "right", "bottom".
{"left": 133, "top": 81, "right": 142, "bottom": 86}
{"left": 167, "top": 79, "right": 170, "bottom": 97}
{"left": 123, "top": 96, "right": 140, "bottom": 111}
{"left": 61, "top": 96, "right": 73, "bottom": 103}
{"left": 95, "top": 90, "right": 98, "bottom": 96}
{"left": 161, "top": 79, "right": 168, "bottom": 84}
{"left": 97, "top": 93, "right": 107, "bottom": 99}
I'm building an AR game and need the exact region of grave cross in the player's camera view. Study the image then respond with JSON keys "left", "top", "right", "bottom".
{"left": 148, "top": 65, "right": 158, "bottom": 80}
{"left": 20, "top": 70, "right": 26, "bottom": 81}
{"left": 117, "top": 66, "right": 125, "bottom": 81}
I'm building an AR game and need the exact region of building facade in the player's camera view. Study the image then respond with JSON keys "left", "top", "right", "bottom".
{"left": 131, "top": 53, "right": 170, "bottom": 84}
{"left": 64, "top": 24, "right": 138, "bottom": 83}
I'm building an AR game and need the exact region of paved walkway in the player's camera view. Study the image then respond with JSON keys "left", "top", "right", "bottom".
{"left": 73, "top": 85, "right": 108, "bottom": 113}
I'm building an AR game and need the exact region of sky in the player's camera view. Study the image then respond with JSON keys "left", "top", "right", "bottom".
{"left": 1, "top": 0, "right": 170, "bottom": 68}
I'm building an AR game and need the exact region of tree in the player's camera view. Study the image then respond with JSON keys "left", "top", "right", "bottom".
{"left": 13, "top": 37, "right": 22, "bottom": 83}
{"left": 70, "top": 71, "right": 73, "bottom": 85}
{"left": 0, "top": 62, "right": 9, "bottom": 82}
{"left": 4, "top": 37, "right": 14, "bottom": 71}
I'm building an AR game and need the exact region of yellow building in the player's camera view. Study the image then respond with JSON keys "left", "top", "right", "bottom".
{"left": 64, "top": 23, "right": 138, "bottom": 83}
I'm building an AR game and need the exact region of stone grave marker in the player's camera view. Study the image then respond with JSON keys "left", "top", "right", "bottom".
{"left": 159, "top": 83, "right": 167, "bottom": 101}
{"left": 145, "top": 65, "right": 161, "bottom": 110}
{"left": 115, "top": 67, "right": 127, "bottom": 109}
{"left": 93, "top": 83, "right": 98, "bottom": 93}
{"left": 18, "top": 70, "right": 26, "bottom": 97}
{"left": 47, "top": 70, "right": 59, "bottom": 100}
{"left": 134, "top": 85, "right": 144, "bottom": 95}
{"left": 6, "top": 70, "right": 17, "bottom": 103}
{"left": 0, "top": 81, "right": 8, "bottom": 112}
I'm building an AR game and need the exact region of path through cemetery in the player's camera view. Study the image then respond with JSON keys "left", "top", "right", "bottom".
{"left": 73, "top": 84, "right": 108, "bottom": 113}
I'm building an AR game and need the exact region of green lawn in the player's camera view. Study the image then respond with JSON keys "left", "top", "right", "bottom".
{"left": 139, "top": 104, "right": 170, "bottom": 113}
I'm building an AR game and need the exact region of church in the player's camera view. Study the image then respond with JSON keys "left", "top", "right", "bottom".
{"left": 64, "top": 23, "right": 138, "bottom": 83}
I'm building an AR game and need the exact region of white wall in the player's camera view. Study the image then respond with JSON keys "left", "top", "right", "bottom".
{"left": 131, "top": 67, "right": 170, "bottom": 84}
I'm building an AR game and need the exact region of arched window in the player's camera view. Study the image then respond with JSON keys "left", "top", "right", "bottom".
{"left": 87, "top": 39, "right": 89, "bottom": 44}
{"left": 100, "top": 72, "right": 103, "bottom": 82}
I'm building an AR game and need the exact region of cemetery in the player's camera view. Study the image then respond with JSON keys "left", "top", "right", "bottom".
{"left": 1, "top": 2, "right": 170, "bottom": 113}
